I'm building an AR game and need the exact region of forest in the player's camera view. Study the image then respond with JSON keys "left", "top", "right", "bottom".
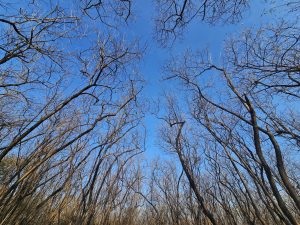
{"left": 0, "top": 0, "right": 300, "bottom": 224}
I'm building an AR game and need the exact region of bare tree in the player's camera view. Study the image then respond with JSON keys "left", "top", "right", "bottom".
{"left": 0, "top": 1, "right": 145, "bottom": 224}
{"left": 1, "top": 1, "right": 300, "bottom": 225}
{"left": 161, "top": 21, "right": 300, "bottom": 225}
{"left": 154, "top": 0, "right": 249, "bottom": 45}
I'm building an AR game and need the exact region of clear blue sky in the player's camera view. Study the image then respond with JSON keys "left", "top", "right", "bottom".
{"left": 3, "top": 0, "right": 274, "bottom": 160}
{"left": 118, "top": 0, "right": 271, "bottom": 160}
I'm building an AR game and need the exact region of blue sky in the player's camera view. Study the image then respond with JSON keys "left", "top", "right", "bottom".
{"left": 0, "top": 0, "right": 278, "bottom": 160}
{"left": 119, "top": 0, "right": 271, "bottom": 160}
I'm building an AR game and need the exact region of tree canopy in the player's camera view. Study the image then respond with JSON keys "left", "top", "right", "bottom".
{"left": 0, "top": 0, "right": 299, "bottom": 224}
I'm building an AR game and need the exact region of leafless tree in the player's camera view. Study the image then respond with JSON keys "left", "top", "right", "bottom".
{"left": 1, "top": 1, "right": 300, "bottom": 225}
{"left": 154, "top": 0, "right": 249, "bottom": 45}
{"left": 0, "top": 1, "right": 145, "bottom": 224}
{"left": 161, "top": 21, "right": 300, "bottom": 225}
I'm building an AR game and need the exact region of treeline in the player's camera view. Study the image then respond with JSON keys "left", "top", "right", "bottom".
{"left": 0, "top": 0, "right": 299, "bottom": 225}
